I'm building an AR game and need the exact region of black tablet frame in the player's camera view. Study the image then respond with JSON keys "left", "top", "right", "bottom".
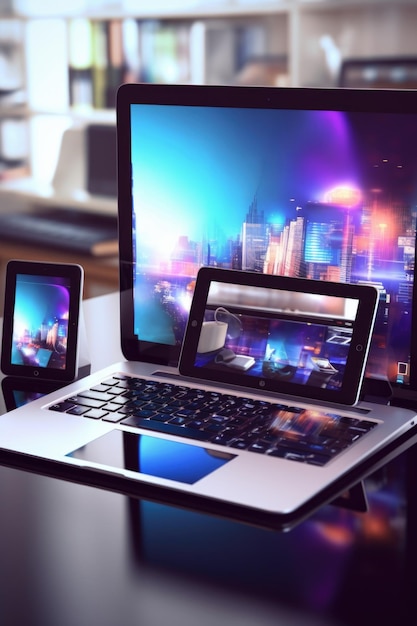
{"left": 179, "top": 267, "right": 378, "bottom": 406}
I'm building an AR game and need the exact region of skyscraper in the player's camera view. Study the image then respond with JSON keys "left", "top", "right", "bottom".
{"left": 241, "top": 195, "right": 268, "bottom": 272}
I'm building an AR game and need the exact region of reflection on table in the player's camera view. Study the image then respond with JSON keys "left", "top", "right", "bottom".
{"left": 0, "top": 294, "right": 416, "bottom": 626}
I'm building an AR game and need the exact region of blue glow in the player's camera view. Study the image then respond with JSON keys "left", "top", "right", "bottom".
{"left": 12, "top": 274, "right": 70, "bottom": 370}
{"left": 129, "top": 102, "right": 417, "bottom": 383}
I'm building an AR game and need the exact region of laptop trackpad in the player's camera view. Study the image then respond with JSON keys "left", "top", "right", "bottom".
{"left": 67, "top": 430, "right": 235, "bottom": 484}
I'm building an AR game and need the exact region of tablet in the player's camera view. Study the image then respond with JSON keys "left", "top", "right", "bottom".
{"left": 179, "top": 267, "right": 379, "bottom": 406}
{"left": 1, "top": 260, "right": 83, "bottom": 382}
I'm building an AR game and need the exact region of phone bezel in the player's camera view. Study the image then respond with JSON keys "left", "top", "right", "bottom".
{"left": 1, "top": 260, "right": 83, "bottom": 382}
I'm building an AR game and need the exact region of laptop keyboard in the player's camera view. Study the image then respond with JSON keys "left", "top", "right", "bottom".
{"left": 48, "top": 374, "right": 377, "bottom": 467}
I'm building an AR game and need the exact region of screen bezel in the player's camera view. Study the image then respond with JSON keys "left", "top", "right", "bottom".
{"left": 1, "top": 260, "right": 83, "bottom": 382}
{"left": 179, "top": 267, "right": 378, "bottom": 406}
{"left": 116, "top": 83, "right": 417, "bottom": 399}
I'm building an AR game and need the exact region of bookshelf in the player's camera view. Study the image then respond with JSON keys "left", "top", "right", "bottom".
{"left": 0, "top": 0, "right": 415, "bottom": 307}
{"left": 0, "top": 17, "right": 28, "bottom": 181}
{"left": 0, "top": 0, "right": 416, "bottom": 184}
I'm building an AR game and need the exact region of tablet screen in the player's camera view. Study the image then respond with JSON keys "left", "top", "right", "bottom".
{"left": 180, "top": 268, "right": 378, "bottom": 405}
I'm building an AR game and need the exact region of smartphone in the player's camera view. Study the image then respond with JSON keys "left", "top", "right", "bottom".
{"left": 1, "top": 260, "right": 84, "bottom": 382}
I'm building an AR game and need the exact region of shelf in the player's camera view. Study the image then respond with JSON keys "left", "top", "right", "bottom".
{"left": 8, "top": 0, "right": 417, "bottom": 20}
{"left": 10, "top": 2, "right": 291, "bottom": 20}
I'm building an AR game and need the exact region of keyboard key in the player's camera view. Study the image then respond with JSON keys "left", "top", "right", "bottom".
{"left": 211, "top": 433, "right": 236, "bottom": 446}
{"left": 102, "top": 413, "right": 126, "bottom": 423}
{"left": 78, "top": 390, "right": 117, "bottom": 403}
{"left": 169, "top": 416, "right": 189, "bottom": 426}
{"left": 133, "top": 409, "right": 157, "bottom": 419}
{"left": 248, "top": 441, "right": 271, "bottom": 453}
{"left": 150, "top": 413, "right": 173, "bottom": 422}
{"left": 187, "top": 419, "right": 207, "bottom": 429}
{"left": 67, "top": 405, "right": 89, "bottom": 416}
{"left": 67, "top": 395, "right": 107, "bottom": 409}
{"left": 204, "top": 423, "right": 225, "bottom": 434}
{"left": 91, "top": 384, "right": 118, "bottom": 394}
{"left": 230, "top": 439, "right": 251, "bottom": 450}
{"left": 49, "top": 401, "right": 76, "bottom": 413}
{"left": 84, "top": 409, "right": 109, "bottom": 420}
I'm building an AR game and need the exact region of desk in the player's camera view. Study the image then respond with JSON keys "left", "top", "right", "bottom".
{"left": 0, "top": 241, "right": 119, "bottom": 309}
{"left": 1, "top": 293, "right": 417, "bottom": 626}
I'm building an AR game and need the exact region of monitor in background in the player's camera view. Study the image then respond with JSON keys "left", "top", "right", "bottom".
{"left": 86, "top": 123, "right": 117, "bottom": 198}
{"left": 117, "top": 85, "right": 417, "bottom": 404}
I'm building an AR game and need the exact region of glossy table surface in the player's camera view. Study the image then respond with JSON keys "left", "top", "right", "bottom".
{"left": 1, "top": 293, "right": 417, "bottom": 626}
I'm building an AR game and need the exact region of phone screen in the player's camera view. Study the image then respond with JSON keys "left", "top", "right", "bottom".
{"left": 11, "top": 273, "right": 71, "bottom": 371}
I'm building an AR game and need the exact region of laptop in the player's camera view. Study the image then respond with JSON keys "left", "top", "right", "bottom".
{"left": 1, "top": 83, "right": 417, "bottom": 523}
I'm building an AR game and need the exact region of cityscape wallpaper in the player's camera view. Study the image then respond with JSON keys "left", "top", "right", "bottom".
{"left": 130, "top": 103, "right": 417, "bottom": 385}
{"left": 11, "top": 274, "right": 71, "bottom": 370}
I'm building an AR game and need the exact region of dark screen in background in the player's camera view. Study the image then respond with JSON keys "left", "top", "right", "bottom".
{"left": 86, "top": 123, "right": 117, "bottom": 197}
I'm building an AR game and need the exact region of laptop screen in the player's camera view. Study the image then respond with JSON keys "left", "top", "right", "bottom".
{"left": 117, "top": 84, "right": 417, "bottom": 400}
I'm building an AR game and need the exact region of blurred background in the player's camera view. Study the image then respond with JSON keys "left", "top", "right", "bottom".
{"left": 0, "top": 0, "right": 416, "bottom": 305}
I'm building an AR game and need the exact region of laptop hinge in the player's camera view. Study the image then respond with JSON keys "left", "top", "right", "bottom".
{"left": 360, "top": 378, "right": 393, "bottom": 405}
{"left": 331, "top": 481, "right": 368, "bottom": 513}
